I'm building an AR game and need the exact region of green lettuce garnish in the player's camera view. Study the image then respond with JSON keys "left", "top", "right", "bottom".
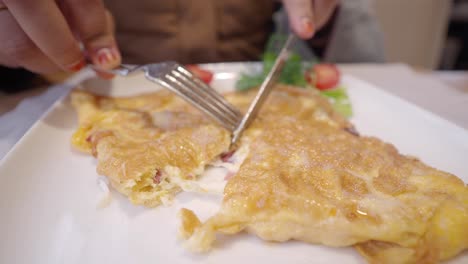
{"left": 236, "top": 52, "right": 307, "bottom": 91}
{"left": 235, "top": 34, "right": 353, "bottom": 118}
{"left": 321, "top": 87, "right": 353, "bottom": 118}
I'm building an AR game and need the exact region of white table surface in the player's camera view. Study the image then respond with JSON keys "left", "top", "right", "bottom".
{"left": 340, "top": 64, "right": 468, "bottom": 130}
{"left": 0, "top": 63, "right": 467, "bottom": 161}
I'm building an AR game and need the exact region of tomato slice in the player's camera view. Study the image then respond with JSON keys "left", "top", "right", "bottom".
{"left": 185, "top": 64, "right": 214, "bottom": 84}
{"left": 305, "top": 64, "right": 340, "bottom": 90}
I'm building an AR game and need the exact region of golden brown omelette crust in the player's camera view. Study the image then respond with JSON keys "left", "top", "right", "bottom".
{"left": 71, "top": 85, "right": 347, "bottom": 207}
{"left": 178, "top": 90, "right": 468, "bottom": 263}
{"left": 70, "top": 85, "right": 468, "bottom": 263}
{"left": 71, "top": 90, "right": 230, "bottom": 206}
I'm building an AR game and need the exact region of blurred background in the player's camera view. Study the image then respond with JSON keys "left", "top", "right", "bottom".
{"left": 373, "top": 0, "right": 466, "bottom": 70}
{"left": 1, "top": 0, "right": 467, "bottom": 94}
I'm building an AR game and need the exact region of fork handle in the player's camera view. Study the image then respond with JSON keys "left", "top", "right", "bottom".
{"left": 88, "top": 64, "right": 137, "bottom": 76}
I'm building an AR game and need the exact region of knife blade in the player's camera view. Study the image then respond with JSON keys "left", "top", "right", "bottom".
{"left": 231, "top": 33, "right": 296, "bottom": 145}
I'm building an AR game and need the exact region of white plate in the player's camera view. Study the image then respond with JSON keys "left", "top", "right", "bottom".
{"left": 0, "top": 63, "right": 467, "bottom": 264}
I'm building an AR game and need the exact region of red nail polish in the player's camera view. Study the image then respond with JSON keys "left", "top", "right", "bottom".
{"left": 67, "top": 59, "right": 85, "bottom": 72}
{"left": 301, "top": 17, "right": 315, "bottom": 36}
{"left": 94, "top": 47, "right": 120, "bottom": 69}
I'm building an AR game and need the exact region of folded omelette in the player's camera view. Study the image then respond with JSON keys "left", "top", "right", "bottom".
{"left": 71, "top": 85, "right": 467, "bottom": 263}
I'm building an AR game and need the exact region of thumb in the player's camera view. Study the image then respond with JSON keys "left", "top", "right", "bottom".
{"left": 282, "top": 0, "right": 315, "bottom": 39}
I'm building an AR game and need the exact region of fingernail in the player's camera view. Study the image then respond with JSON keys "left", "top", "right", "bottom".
{"left": 93, "top": 47, "right": 120, "bottom": 69}
{"left": 301, "top": 17, "right": 315, "bottom": 37}
{"left": 67, "top": 59, "right": 86, "bottom": 72}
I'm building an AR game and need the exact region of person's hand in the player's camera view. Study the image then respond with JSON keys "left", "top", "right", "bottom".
{"left": 282, "top": 0, "right": 339, "bottom": 39}
{"left": 0, "top": 0, "right": 121, "bottom": 75}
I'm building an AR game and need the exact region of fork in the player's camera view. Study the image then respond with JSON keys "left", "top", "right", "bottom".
{"left": 94, "top": 34, "right": 294, "bottom": 147}
{"left": 96, "top": 62, "right": 243, "bottom": 135}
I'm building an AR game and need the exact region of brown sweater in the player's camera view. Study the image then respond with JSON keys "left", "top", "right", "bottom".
{"left": 104, "top": 0, "right": 277, "bottom": 64}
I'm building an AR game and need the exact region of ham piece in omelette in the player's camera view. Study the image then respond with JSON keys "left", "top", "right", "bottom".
{"left": 71, "top": 85, "right": 468, "bottom": 264}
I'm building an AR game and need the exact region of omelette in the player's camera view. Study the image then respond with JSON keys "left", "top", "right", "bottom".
{"left": 71, "top": 89, "right": 231, "bottom": 206}
{"left": 71, "top": 85, "right": 468, "bottom": 263}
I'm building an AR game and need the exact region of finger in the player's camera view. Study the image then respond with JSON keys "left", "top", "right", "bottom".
{"left": 91, "top": 11, "right": 118, "bottom": 79}
{"left": 282, "top": 0, "right": 315, "bottom": 39}
{"left": 313, "top": 0, "right": 339, "bottom": 29}
{"left": 61, "top": 0, "right": 121, "bottom": 70}
{"left": 0, "top": 10, "right": 61, "bottom": 74}
{"left": 3, "top": 0, "right": 85, "bottom": 72}
{"left": 106, "top": 10, "right": 116, "bottom": 33}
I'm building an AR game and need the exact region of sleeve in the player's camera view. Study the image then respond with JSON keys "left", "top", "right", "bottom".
{"left": 323, "top": 0, "right": 386, "bottom": 63}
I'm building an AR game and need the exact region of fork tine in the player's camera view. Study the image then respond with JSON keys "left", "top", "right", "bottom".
{"left": 168, "top": 79, "right": 240, "bottom": 130}
{"left": 164, "top": 73, "right": 240, "bottom": 128}
{"left": 176, "top": 66, "right": 243, "bottom": 118}
{"left": 157, "top": 75, "right": 239, "bottom": 131}
{"left": 171, "top": 68, "right": 242, "bottom": 121}
{"left": 163, "top": 81, "right": 238, "bottom": 131}
{"left": 126, "top": 61, "right": 243, "bottom": 132}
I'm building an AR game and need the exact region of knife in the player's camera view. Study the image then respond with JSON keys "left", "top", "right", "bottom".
{"left": 231, "top": 33, "right": 296, "bottom": 145}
